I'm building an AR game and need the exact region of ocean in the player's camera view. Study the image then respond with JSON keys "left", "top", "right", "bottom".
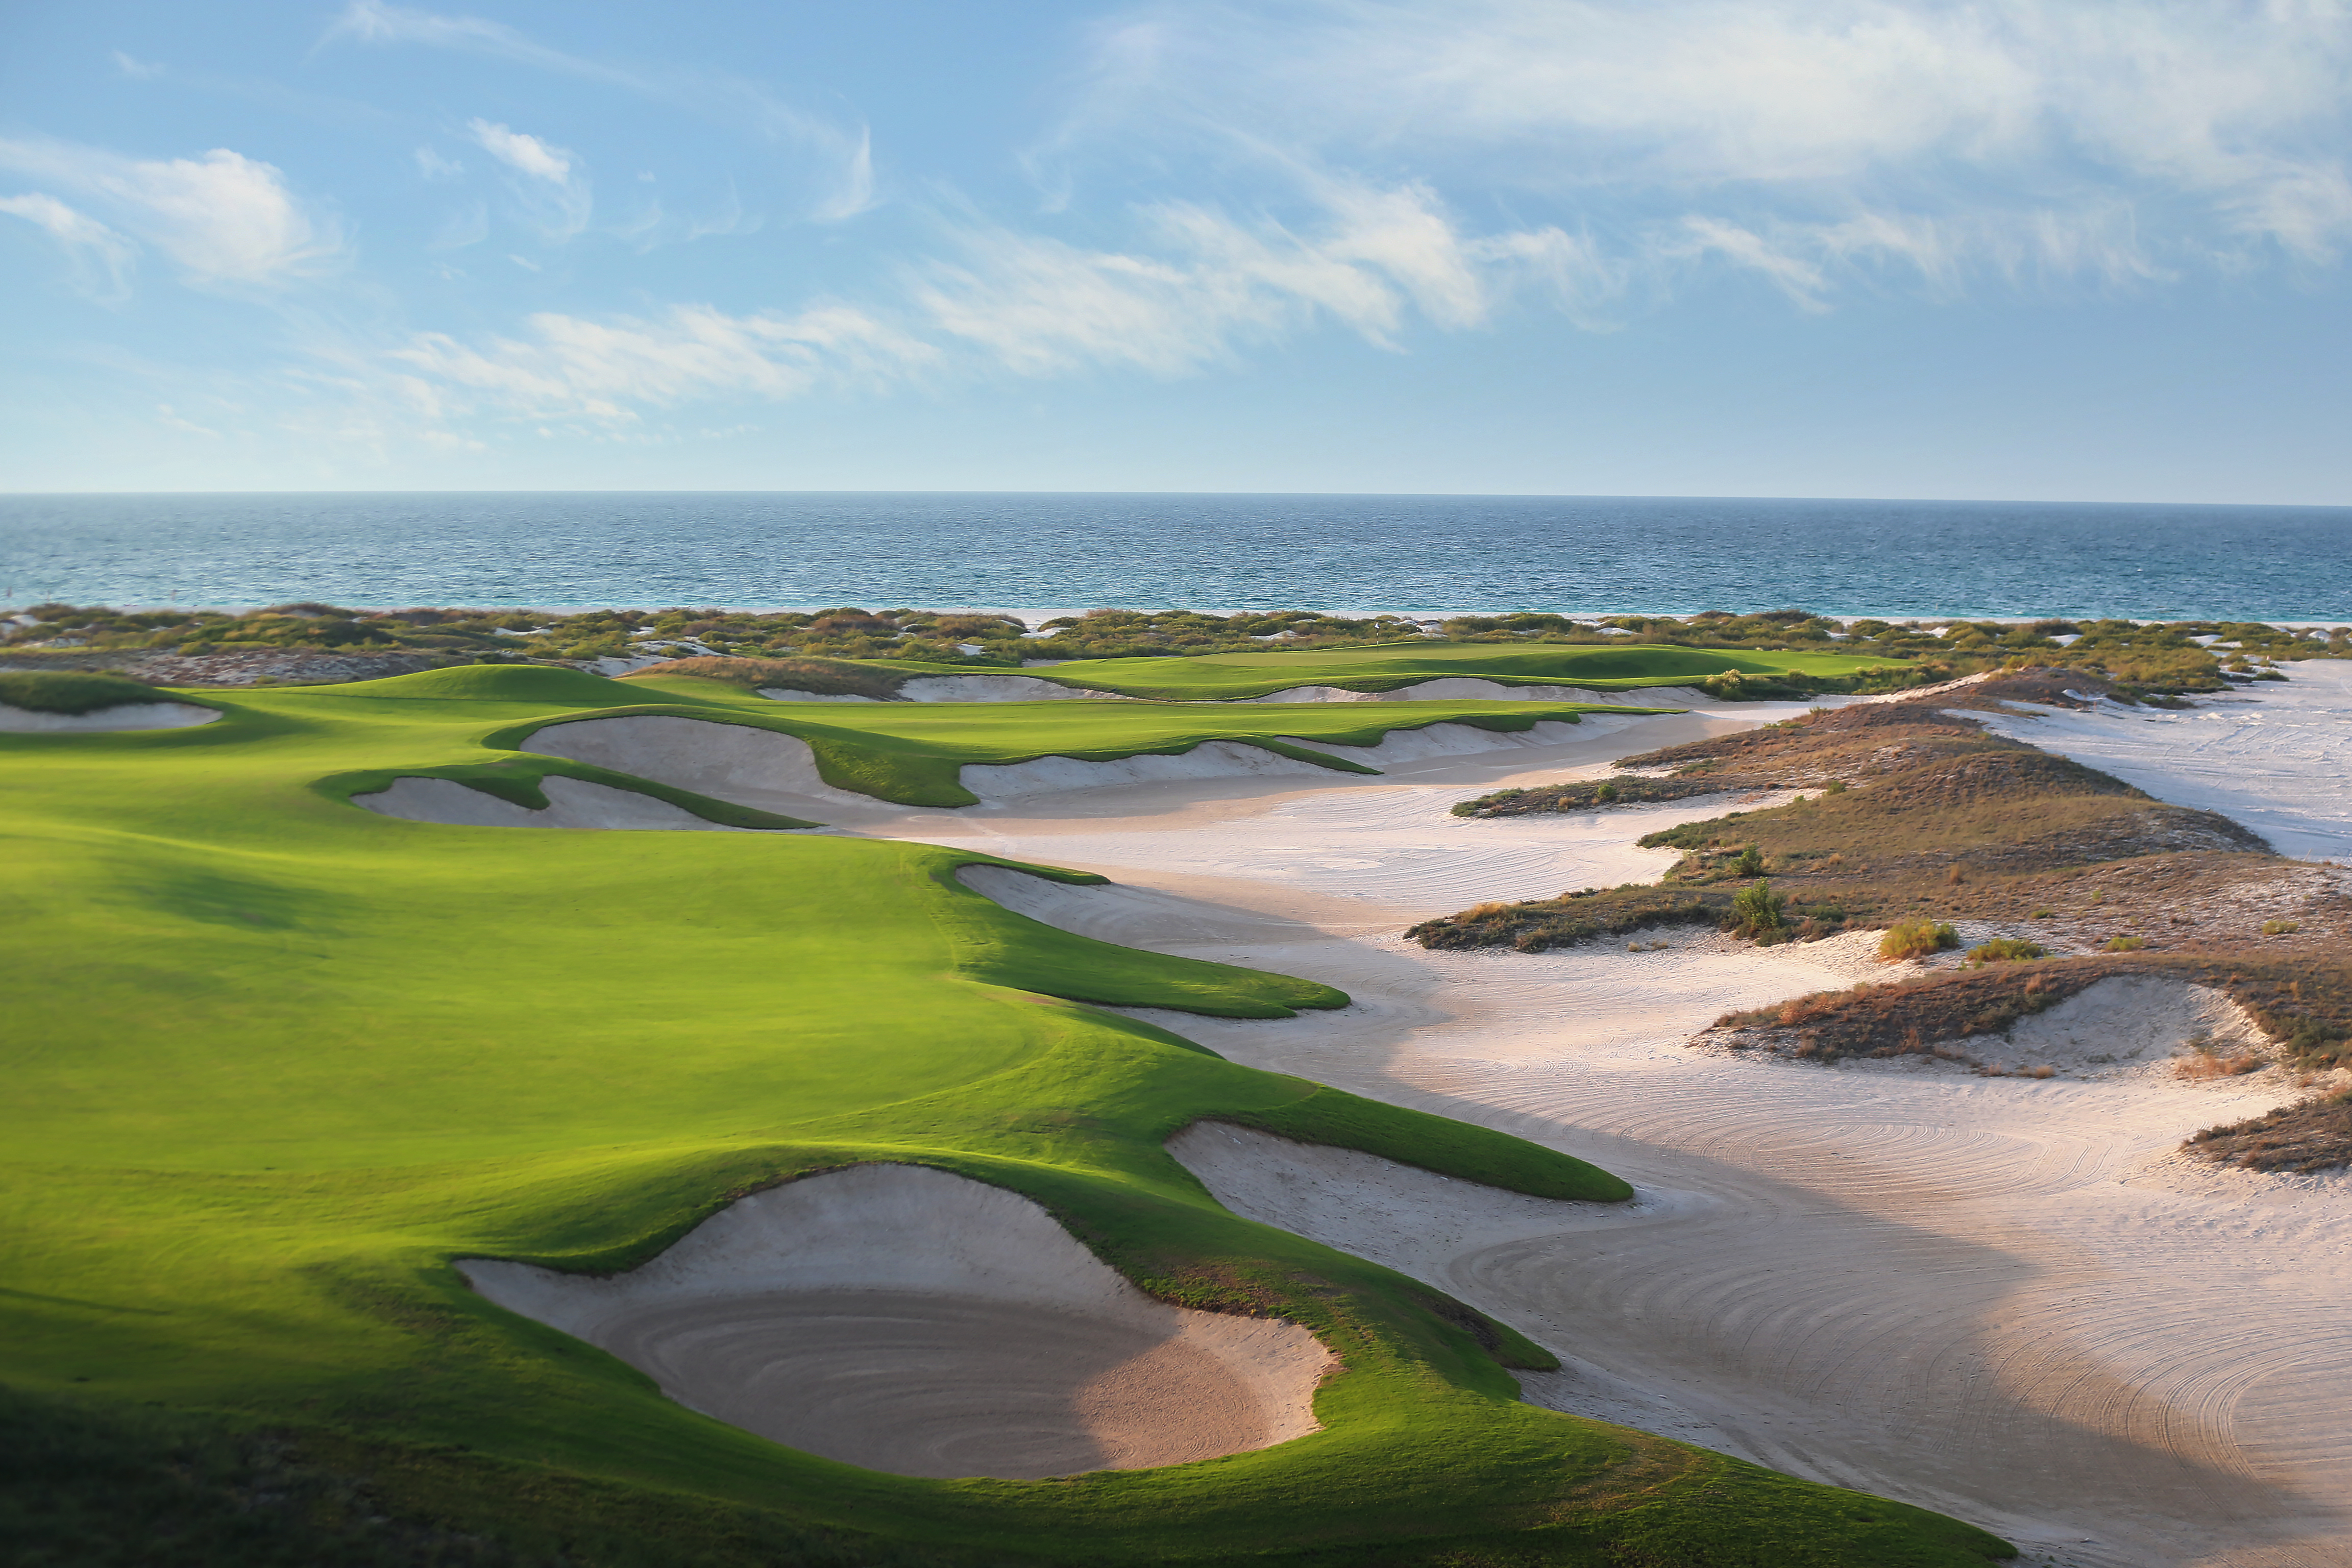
{"left": 2, "top": 492, "right": 2347, "bottom": 621}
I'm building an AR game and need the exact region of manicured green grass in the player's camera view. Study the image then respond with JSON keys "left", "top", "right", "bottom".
{"left": 999, "top": 642, "right": 1910, "bottom": 701}
{"left": 0, "top": 665, "right": 2012, "bottom": 1565}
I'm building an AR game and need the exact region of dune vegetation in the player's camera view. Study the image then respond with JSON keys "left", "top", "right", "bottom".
{"left": 11, "top": 599, "right": 2342, "bottom": 698}
{"left": 1414, "top": 668, "right": 2352, "bottom": 1169}
{"left": 0, "top": 661, "right": 2015, "bottom": 1566}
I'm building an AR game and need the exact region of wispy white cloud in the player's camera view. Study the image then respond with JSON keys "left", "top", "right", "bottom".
{"left": 467, "top": 119, "right": 571, "bottom": 185}
{"left": 327, "top": 0, "right": 877, "bottom": 222}
{"left": 0, "top": 138, "right": 347, "bottom": 288}
{"left": 111, "top": 51, "right": 165, "bottom": 81}
{"left": 389, "top": 303, "right": 937, "bottom": 422}
{"left": 0, "top": 192, "right": 137, "bottom": 301}
{"left": 413, "top": 145, "right": 463, "bottom": 182}
{"left": 1050, "top": 0, "right": 2352, "bottom": 290}
{"left": 911, "top": 181, "right": 1589, "bottom": 374}
{"left": 467, "top": 118, "right": 591, "bottom": 239}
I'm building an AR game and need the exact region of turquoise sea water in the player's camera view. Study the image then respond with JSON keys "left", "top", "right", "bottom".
{"left": 2, "top": 492, "right": 2347, "bottom": 619}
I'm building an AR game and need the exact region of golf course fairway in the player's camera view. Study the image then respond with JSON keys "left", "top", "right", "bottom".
{"left": 1, "top": 664, "right": 2012, "bottom": 1566}
{"left": 976, "top": 642, "right": 1909, "bottom": 700}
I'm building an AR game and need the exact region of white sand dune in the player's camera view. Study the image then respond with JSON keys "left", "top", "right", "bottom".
{"left": 460, "top": 1163, "right": 1330, "bottom": 1480}
{"left": 353, "top": 775, "right": 775, "bottom": 831}
{"left": 1970, "top": 660, "right": 2352, "bottom": 863}
{"left": 0, "top": 700, "right": 218, "bottom": 732}
{"left": 900, "top": 724, "right": 2352, "bottom": 1568}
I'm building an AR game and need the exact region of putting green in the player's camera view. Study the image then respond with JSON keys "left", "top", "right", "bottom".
{"left": 988, "top": 641, "right": 1910, "bottom": 700}
{"left": 0, "top": 665, "right": 2010, "bottom": 1565}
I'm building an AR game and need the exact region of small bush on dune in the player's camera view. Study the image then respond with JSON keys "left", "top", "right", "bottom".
{"left": 2104, "top": 935, "right": 2147, "bottom": 952}
{"left": 1731, "top": 879, "right": 1785, "bottom": 937}
{"left": 1879, "top": 919, "right": 1961, "bottom": 961}
{"left": 1968, "top": 938, "right": 2047, "bottom": 964}
{"left": 1732, "top": 844, "right": 1765, "bottom": 877}
{"left": 2264, "top": 919, "right": 2301, "bottom": 936}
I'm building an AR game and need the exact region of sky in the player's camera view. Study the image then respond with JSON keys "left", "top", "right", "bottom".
{"left": 2, "top": 1, "right": 2349, "bottom": 502}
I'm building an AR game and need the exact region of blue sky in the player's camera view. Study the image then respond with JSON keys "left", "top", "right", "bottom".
{"left": 3, "top": 1, "right": 2349, "bottom": 501}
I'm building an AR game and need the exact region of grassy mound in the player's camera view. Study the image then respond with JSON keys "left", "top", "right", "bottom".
{"left": 0, "top": 670, "right": 187, "bottom": 715}
{"left": 1417, "top": 685, "right": 2281, "bottom": 957}
{"left": 0, "top": 674, "right": 2012, "bottom": 1565}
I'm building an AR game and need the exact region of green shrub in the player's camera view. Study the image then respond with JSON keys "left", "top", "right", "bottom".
{"left": 1593, "top": 780, "right": 1619, "bottom": 803}
{"left": 2264, "top": 919, "right": 2301, "bottom": 936}
{"left": 1968, "top": 938, "right": 2047, "bottom": 964}
{"left": 2103, "top": 935, "right": 2147, "bottom": 951}
{"left": 1732, "top": 844, "right": 1765, "bottom": 877}
{"left": 1731, "top": 879, "right": 1785, "bottom": 936}
{"left": 1824, "top": 779, "right": 1848, "bottom": 794}
{"left": 1879, "top": 918, "right": 1960, "bottom": 961}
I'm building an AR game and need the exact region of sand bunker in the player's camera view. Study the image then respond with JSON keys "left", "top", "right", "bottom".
{"left": 754, "top": 688, "right": 885, "bottom": 704}
{"left": 354, "top": 776, "right": 771, "bottom": 832}
{"left": 1955, "top": 976, "right": 2270, "bottom": 1080}
{"left": 460, "top": 1163, "right": 1329, "bottom": 1480}
{"left": 526, "top": 712, "right": 1669, "bottom": 813}
{"left": 960, "top": 718, "right": 1645, "bottom": 800}
{"left": 0, "top": 700, "right": 219, "bottom": 733}
{"left": 1238, "top": 680, "right": 1707, "bottom": 706}
{"left": 901, "top": 674, "right": 1133, "bottom": 702}
{"left": 522, "top": 715, "right": 880, "bottom": 814}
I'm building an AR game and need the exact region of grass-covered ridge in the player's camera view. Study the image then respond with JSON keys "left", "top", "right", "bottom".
{"left": 1, "top": 668, "right": 2010, "bottom": 1565}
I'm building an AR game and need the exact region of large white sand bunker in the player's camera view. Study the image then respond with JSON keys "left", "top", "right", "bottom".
{"left": 354, "top": 775, "right": 767, "bottom": 831}
{"left": 1971, "top": 660, "right": 2352, "bottom": 862}
{"left": 522, "top": 715, "right": 879, "bottom": 811}
{"left": 900, "top": 674, "right": 1132, "bottom": 702}
{"left": 0, "top": 700, "right": 219, "bottom": 732}
{"left": 460, "top": 1164, "right": 1331, "bottom": 1480}
{"left": 1960, "top": 976, "right": 2271, "bottom": 1079}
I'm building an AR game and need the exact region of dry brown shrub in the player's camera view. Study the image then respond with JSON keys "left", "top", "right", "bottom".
{"left": 2176, "top": 1051, "right": 2265, "bottom": 1081}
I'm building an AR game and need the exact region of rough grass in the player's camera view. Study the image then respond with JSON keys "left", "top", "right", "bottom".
{"left": 1707, "top": 951, "right": 2352, "bottom": 1072}
{"left": 2190, "top": 1094, "right": 2352, "bottom": 1174}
